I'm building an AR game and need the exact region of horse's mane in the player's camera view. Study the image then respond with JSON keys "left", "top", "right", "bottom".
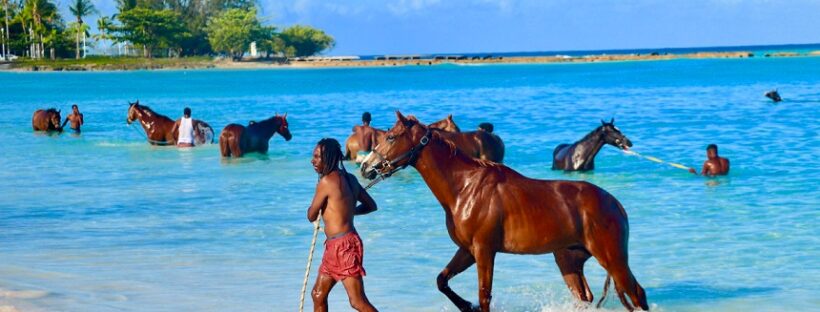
{"left": 45, "top": 108, "right": 59, "bottom": 114}
{"left": 579, "top": 124, "right": 605, "bottom": 142}
{"left": 132, "top": 103, "right": 171, "bottom": 120}
{"left": 428, "top": 127, "right": 499, "bottom": 168}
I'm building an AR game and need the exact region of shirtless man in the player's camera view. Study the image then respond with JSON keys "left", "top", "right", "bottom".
{"left": 352, "top": 112, "right": 377, "bottom": 163}
{"left": 308, "top": 138, "right": 378, "bottom": 312}
{"left": 689, "top": 144, "right": 730, "bottom": 176}
{"left": 61, "top": 104, "right": 84, "bottom": 133}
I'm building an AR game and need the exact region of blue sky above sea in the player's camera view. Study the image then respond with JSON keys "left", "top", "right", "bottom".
{"left": 79, "top": 0, "right": 820, "bottom": 55}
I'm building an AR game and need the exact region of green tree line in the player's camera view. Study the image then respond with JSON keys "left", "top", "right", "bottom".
{"left": 0, "top": 0, "right": 334, "bottom": 60}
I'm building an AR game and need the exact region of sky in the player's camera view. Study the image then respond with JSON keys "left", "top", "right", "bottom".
{"left": 81, "top": 0, "right": 820, "bottom": 55}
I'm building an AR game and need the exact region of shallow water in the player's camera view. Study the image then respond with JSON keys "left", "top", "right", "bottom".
{"left": 0, "top": 58, "right": 818, "bottom": 311}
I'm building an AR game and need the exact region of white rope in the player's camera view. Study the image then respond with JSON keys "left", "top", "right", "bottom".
{"left": 623, "top": 150, "right": 693, "bottom": 171}
{"left": 298, "top": 216, "right": 322, "bottom": 312}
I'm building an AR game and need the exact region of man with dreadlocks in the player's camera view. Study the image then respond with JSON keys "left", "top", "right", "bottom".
{"left": 307, "top": 138, "right": 379, "bottom": 312}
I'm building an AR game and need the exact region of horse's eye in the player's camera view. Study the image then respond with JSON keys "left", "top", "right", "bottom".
{"left": 387, "top": 135, "right": 395, "bottom": 142}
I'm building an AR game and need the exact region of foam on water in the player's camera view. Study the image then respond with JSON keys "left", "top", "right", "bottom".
{"left": 1, "top": 58, "right": 819, "bottom": 311}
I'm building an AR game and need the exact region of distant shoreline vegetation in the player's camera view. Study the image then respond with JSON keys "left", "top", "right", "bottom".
{"left": 0, "top": 0, "right": 335, "bottom": 62}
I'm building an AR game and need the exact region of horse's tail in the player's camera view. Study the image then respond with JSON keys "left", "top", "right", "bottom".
{"left": 596, "top": 274, "right": 612, "bottom": 309}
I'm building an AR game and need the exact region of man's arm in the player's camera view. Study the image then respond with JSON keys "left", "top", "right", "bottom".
{"left": 61, "top": 116, "right": 70, "bottom": 129}
{"left": 307, "top": 179, "right": 328, "bottom": 222}
{"left": 79, "top": 114, "right": 84, "bottom": 126}
{"left": 701, "top": 161, "right": 713, "bottom": 176}
{"left": 354, "top": 178, "right": 378, "bottom": 215}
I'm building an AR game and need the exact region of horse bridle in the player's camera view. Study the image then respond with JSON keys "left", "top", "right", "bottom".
{"left": 370, "top": 128, "right": 432, "bottom": 178}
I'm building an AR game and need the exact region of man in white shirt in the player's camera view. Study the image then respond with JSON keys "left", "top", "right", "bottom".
{"left": 177, "top": 107, "right": 195, "bottom": 147}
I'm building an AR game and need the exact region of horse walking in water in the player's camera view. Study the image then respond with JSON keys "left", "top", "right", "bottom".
{"left": 552, "top": 119, "right": 632, "bottom": 171}
{"left": 218, "top": 114, "right": 292, "bottom": 157}
{"left": 428, "top": 115, "right": 505, "bottom": 163}
{"left": 344, "top": 128, "right": 387, "bottom": 161}
{"left": 126, "top": 101, "right": 215, "bottom": 146}
{"left": 362, "top": 112, "right": 648, "bottom": 312}
{"left": 32, "top": 108, "right": 63, "bottom": 132}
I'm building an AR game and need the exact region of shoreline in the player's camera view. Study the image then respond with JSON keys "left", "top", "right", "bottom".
{"left": 2, "top": 50, "right": 819, "bottom": 72}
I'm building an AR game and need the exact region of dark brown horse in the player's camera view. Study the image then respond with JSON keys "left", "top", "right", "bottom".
{"left": 126, "top": 101, "right": 214, "bottom": 146}
{"left": 32, "top": 108, "right": 63, "bottom": 132}
{"left": 218, "top": 114, "right": 292, "bottom": 157}
{"left": 552, "top": 119, "right": 632, "bottom": 171}
{"left": 428, "top": 115, "right": 505, "bottom": 163}
{"left": 361, "top": 112, "right": 648, "bottom": 311}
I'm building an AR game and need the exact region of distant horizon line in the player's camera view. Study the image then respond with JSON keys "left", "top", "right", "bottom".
{"left": 330, "top": 42, "right": 820, "bottom": 58}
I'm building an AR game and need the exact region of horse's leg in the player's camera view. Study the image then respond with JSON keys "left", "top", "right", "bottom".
{"left": 230, "top": 137, "right": 242, "bottom": 157}
{"left": 219, "top": 136, "right": 230, "bottom": 157}
{"left": 554, "top": 247, "right": 594, "bottom": 303}
{"left": 585, "top": 226, "right": 648, "bottom": 310}
{"left": 474, "top": 246, "right": 496, "bottom": 312}
{"left": 436, "top": 248, "right": 477, "bottom": 311}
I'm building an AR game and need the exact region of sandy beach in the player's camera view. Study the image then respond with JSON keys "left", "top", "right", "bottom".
{"left": 4, "top": 50, "right": 819, "bottom": 72}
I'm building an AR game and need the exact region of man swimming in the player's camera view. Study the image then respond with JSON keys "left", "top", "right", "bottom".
{"left": 176, "top": 107, "right": 195, "bottom": 147}
{"left": 308, "top": 138, "right": 378, "bottom": 312}
{"left": 61, "top": 104, "right": 84, "bottom": 133}
{"left": 690, "top": 144, "right": 730, "bottom": 176}
{"left": 352, "top": 112, "right": 377, "bottom": 163}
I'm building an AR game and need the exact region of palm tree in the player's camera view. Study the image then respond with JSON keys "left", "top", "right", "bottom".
{"left": 69, "top": 0, "right": 96, "bottom": 59}
{"left": 95, "top": 16, "right": 112, "bottom": 55}
{"left": 22, "top": 0, "right": 59, "bottom": 59}
{"left": 2, "top": 0, "right": 10, "bottom": 60}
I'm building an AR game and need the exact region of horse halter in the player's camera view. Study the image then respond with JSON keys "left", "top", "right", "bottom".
{"left": 372, "top": 128, "right": 432, "bottom": 178}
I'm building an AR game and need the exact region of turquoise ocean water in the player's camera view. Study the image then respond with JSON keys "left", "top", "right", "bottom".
{"left": 1, "top": 57, "right": 818, "bottom": 311}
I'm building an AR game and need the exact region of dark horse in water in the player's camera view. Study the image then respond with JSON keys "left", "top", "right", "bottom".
{"left": 552, "top": 119, "right": 633, "bottom": 171}
{"left": 219, "top": 114, "right": 292, "bottom": 157}
{"left": 32, "top": 108, "right": 62, "bottom": 132}
{"left": 126, "top": 101, "right": 215, "bottom": 145}
{"left": 362, "top": 112, "right": 648, "bottom": 311}
{"left": 428, "top": 115, "right": 505, "bottom": 163}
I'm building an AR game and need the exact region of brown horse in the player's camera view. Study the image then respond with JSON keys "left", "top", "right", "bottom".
{"left": 126, "top": 101, "right": 215, "bottom": 146}
{"left": 32, "top": 108, "right": 63, "bottom": 132}
{"left": 344, "top": 128, "right": 387, "bottom": 161}
{"left": 218, "top": 114, "right": 292, "bottom": 157}
{"left": 427, "top": 115, "right": 505, "bottom": 163}
{"left": 361, "top": 112, "right": 648, "bottom": 311}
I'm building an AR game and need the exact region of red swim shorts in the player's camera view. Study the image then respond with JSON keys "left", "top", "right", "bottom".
{"left": 319, "top": 231, "right": 366, "bottom": 281}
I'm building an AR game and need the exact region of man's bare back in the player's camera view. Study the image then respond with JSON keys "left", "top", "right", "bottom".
{"left": 354, "top": 125, "right": 377, "bottom": 153}
{"left": 702, "top": 157, "right": 730, "bottom": 176}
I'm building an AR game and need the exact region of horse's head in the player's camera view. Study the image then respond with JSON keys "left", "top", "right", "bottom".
{"left": 126, "top": 100, "right": 140, "bottom": 124}
{"left": 361, "top": 111, "right": 431, "bottom": 180}
{"left": 48, "top": 108, "right": 62, "bottom": 129}
{"left": 276, "top": 113, "right": 292, "bottom": 141}
{"left": 429, "top": 114, "right": 460, "bottom": 132}
{"left": 599, "top": 118, "right": 632, "bottom": 150}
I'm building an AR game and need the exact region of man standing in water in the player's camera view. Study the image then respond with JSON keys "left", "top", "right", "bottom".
{"left": 61, "top": 104, "right": 84, "bottom": 134}
{"left": 690, "top": 144, "right": 730, "bottom": 176}
{"left": 352, "top": 112, "right": 377, "bottom": 163}
{"left": 176, "top": 107, "right": 195, "bottom": 147}
{"left": 308, "top": 138, "right": 378, "bottom": 312}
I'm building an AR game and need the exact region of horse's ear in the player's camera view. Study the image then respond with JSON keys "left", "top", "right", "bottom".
{"left": 396, "top": 111, "right": 407, "bottom": 123}
{"left": 610, "top": 118, "right": 615, "bottom": 124}
{"left": 283, "top": 112, "right": 287, "bottom": 119}
{"left": 601, "top": 119, "right": 606, "bottom": 126}
{"left": 447, "top": 114, "right": 453, "bottom": 121}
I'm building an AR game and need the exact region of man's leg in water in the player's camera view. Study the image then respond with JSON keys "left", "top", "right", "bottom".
{"left": 311, "top": 273, "right": 337, "bottom": 312}
{"left": 342, "top": 276, "right": 377, "bottom": 312}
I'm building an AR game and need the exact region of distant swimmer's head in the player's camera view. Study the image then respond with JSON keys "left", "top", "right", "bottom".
{"left": 362, "top": 112, "right": 372, "bottom": 124}
{"left": 313, "top": 138, "right": 344, "bottom": 176}
{"left": 478, "top": 122, "right": 494, "bottom": 133}
{"left": 71, "top": 104, "right": 79, "bottom": 112}
{"left": 183, "top": 107, "right": 192, "bottom": 118}
{"left": 707, "top": 144, "right": 718, "bottom": 158}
